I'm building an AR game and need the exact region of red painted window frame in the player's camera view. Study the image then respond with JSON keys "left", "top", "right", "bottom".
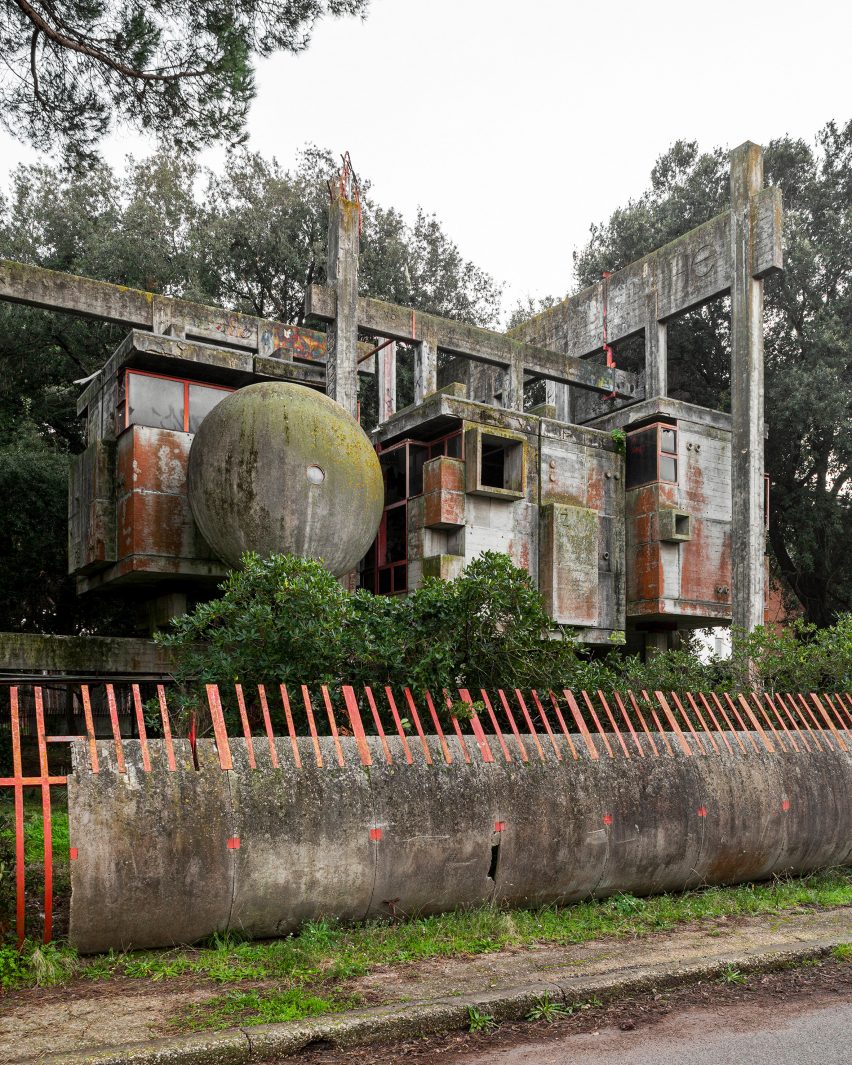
{"left": 626, "top": 421, "right": 678, "bottom": 489}
{"left": 122, "top": 369, "right": 233, "bottom": 434}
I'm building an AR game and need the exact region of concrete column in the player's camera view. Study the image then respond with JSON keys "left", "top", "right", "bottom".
{"left": 545, "top": 381, "right": 571, "bottom": 422}
{"left": 729, "top": 142, "right": 766, "bottom": 634}
{"left": 414, "top": 330, "right": 438, "bottom": 404}
{"left": 378, "top": 340, "right": 397, "bottom": 422}
{"left": 502, "top": 359, "right": 525, "bottom": 411}
{"left": 326, "top": 179, "right": 361, "bottom": 417}
{"left": 645, "top": 291, "right": 667, "bottom": 398}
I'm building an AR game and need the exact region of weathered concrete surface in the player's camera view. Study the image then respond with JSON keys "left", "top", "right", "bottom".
{"left": 0, "top": 631, "right": 172, "bottom": 677}
{"left": 186, "top": 381, "right": 383, "bottom": 576}
{"left": 67, "top": 735, "right": 852, "bottom": 952}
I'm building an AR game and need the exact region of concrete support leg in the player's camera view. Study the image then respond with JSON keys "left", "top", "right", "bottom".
{"left": 326, "top": 178, "right": 361, "bottom": 417}
{"left": 729, "top": 143, "right": 766, "bottom": 635}
{"left": 503, "top": 360, "right": 525, "bottom": 411}
{"left": 378, "top": 340, "right": 397, "bottom": 423}
{"left": 414, "top": 331, "right": 438, "bottom": 404}
{"left": 545, "top": 381, "right": 571, "bottom": 422}
{"left": 645, "top": 291, "right": 667, "bottom": 399}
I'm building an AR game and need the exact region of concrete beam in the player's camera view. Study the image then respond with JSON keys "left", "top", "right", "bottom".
{"left": 305, "top": 285, "right": 643, "bottom": 399}
{"left": 0, "top": 631, "right": 172, "bottom": 677}
{"left": 324, "top": 177, "right": 361, "bottom": 416}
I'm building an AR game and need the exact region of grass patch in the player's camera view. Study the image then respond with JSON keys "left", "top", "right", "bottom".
{"left": 1, "top": 866, "right": 850, "bottom": 1032}
{"left": 832, "top": 943, "right": 852, "bottom": 962}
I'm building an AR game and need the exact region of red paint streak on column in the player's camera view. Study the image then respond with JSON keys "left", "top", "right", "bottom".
{"left": 321, "top": 686, "right": 346, "bottom": 768}
{"left": 598, "top": 691, "right": 631, "bottom": 758}
{"left": 564, "top": 690, "right": 599, "bottom": 760}
{"left": 654, "top": 692, "right": 692, "bottom": 757}
{"left": 80, "top": 684, "right": 99, "bottom": 772}
{"left": 494, "top": 821, "right": 506, "bottom": 832}
{"left": 781, "top": 799, "right": 791, "bottom": 812}
{"left": 613, "top": 692, "right": 643, "bottom": 757}
{"left": 157, "top": 685, "right": 177, "bottom": 771}
{"left": 34, "top": 688, "right": 53, "bottom": 943}
{"left": 530, "top": 690, "right": 562, "bottom": 760}
{"left": 369, "top": 828, "right": 383, "bottom": 842}
{"left": 548, "top": 691, "right": 579, "bottom": 760}
{"left": 131, "top": 684, "right": 152, "bottom": 772}
{"left": 279, "top": 685, "right": 299, "bottom": 768}
{"left": 512, "top": 691, "right": 545, "bottom": 760}
{"left": 424, "top": 691, "right": 453, "bottom": 764}
{"left": 581, "top": 690, "right": 614, "bottom": 758}
{"left": 227, "top": 837, "right": 241, "bottom": 850}
{"left": 105, "top": 684, "right": 126, "bottom": 772}
{"left": 205, "top": 685, "right": 234, "bottom": 770}
{"left": 301, "top": 687, "right": 324, "bottom": 768}
{"left": 69, "top": 848, "right": 78, "bottom": 860}
{"left": 479, "top": 690, "right": 513, "bottom": 762}
{"left": 234, "top": 685, "right": 257, "bottom": 769}
{"left": 403, "top": 689, "right": 433, "bottom": 765}
{"left": 10, "top": 689, "right": 26, "bottom": 947}
{"left": 384, "top": 688, "right": 413, "bottom": 764}
{"left": 497, "top": 689, "right": 529, "bottom": 762}
{"left": 603, "top": 813, "right": 613, "bottom": 826}
{"left": 343, "top": 686, "right": 373, "bottom": 767}
{"left": 364, "top": 687, "right": 393, "bottom": 765}
{"left": 697, "top": 806, "right": 708, "bottom": 817}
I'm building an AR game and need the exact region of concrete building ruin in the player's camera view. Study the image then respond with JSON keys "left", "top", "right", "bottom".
{"left": 0, "top": 142, "right": 782, "bottom": 656}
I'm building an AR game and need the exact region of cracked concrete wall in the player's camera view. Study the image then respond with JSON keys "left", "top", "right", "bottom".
{"left": 67, "top": 737, "right": 852, "bottom": 953}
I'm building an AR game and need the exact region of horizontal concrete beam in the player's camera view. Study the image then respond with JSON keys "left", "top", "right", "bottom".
{"left": 0, "top": 631, "right": 173, "bottom": 677}
{"left": 305, "top": 286, "right": 642, "bottom": 399}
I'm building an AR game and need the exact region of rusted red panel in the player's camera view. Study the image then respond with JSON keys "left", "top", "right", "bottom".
{"left": 424, "top": 488, "right": 465, "bottom": 529}
{"left": 628, "top": 542, "right": 662, "bottom": 602}
{"left": 423, "top": 456, "right": 465, "bottom": 495}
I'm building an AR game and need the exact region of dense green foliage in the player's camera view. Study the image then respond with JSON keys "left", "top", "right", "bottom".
{"left": 0, "top": 148, "right": 501, "bottom": 632}
{"left": 1, "top": 1, "right": 369, "bottom": 164}
{"left": 566, "top": 122, "right": 852, "bottom": 626}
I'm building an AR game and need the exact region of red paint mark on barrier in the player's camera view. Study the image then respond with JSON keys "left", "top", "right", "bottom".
{"left": 697, "top": 806, "right": 708, "bottom": 817}
{"left": 370, "top": 828, "right": 383, "bottom": 842}
{"left": 157, "top": 685, "right": 177, "bottom": 771}
{"left": 321, "top": 686, "right": 346, "bottom": 767}
{"left": 384, "top": 688, "right": 413, "bottom": 764}
{"left": 10, "top": 688, "right": 25, "bottom": 948}
{"left": 365, "top": 687, "right": 393, "bottom": 765}
{"left": 80, "top": 684, "right": 99, "bottom": 773}
{"left": 205, "top": 685, "right": 234, "bottom": 770}
{"left": 279, "top": 685, "right": 299, "bottom": 768}
{"left": 548, "top": 691, "right": 579, "bottom": 760}
{"left": 234, "top": 685, "right": 257, "bottom": 769}
{"left": 256, "top": 685, "right": 281, "bottom": 769}
{"left": 654, "top": 692, "right": 692, "bottom": 756}
{"left": 564, "top": 690, "right": 599, "bottom": 759}
{"left": 105, "top": 684, "right": 126, "bottom": 772}
{"left": 131, "top": 684, "right": 152, "bottom": 771}
{"left": 443, "top": 690, "right": 472, "bottom": 764}
{"left": 343, "top": 686, "right": 373, "bottom": 766}
{"left": 497, "top": 689, "right": 529, "bottom": 762}
{"left": 512, "top": 691, "right": 545, "bottom": 760}
{"left": 598, "top": 691, "right": 631, "bottom": 758}
{"left": 404, "top": 689, "right": 433, "bottom": 765}
{"left": 34, "top": 688, "right": 53, "bottom": 943}
{"left": 479, "top": 690, "right": 513, "bottom": 762}
{"left": 530, "top": 690, "right": 562, "bottom": 760}
{"left": 781, "top": 799, "right": 791, "bottom": 812}
{"left": 613, "top": 691, "right": 643, "bottom": 757}
{"left": 495, "top": 821, "right": 506, "bottom": 832}
{"left": 603, "top": 813, "right": 613, "bottom": 826}
{"left": 301, "top": 687, "right": 323, "bottom": 768}
{"left": 227, "top": 837, "right": 240, "bottom": 850}
{"left": 424, "top": 691, "right": 453, "bottom": 764}
{"left": 582, "top": 690, "right": 614, "bottom": 758}
{"left": 69, "top": 848, "right": 78, "bottom": 860}
{"left": 628, "top": 690, "right": 661, "bottom": 757}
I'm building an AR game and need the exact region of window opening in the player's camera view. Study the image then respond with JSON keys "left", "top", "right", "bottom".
{"left": 625, "top": 423, "right": 678, "bottom": 489}
{"left": 124, "top": 370, "right": 233, "bottom": 434}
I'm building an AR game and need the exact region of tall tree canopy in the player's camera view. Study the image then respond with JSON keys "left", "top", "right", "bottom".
{"left": 0, "top": 0, "right": 369, "bottom": 162}
{"left": 0, "top": 146, "right": 501, "bottom": 632}
{"left": 569, "top": 122, "right": 852, "bottom": 626}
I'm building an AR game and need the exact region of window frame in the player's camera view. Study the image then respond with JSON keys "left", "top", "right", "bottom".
{"left": 625, "top": 421, "right": 679, "bottom": 489}
{"left": 122, "top": 368, "right": 234, "bottom": 434}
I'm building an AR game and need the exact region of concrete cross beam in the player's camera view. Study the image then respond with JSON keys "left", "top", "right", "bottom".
{"left": 304, "top": 285, "right": 643, "bottom": 401}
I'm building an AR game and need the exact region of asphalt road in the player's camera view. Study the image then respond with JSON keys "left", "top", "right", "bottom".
{"left": 454, "top": 996, "right": 852, "bottom": 1064}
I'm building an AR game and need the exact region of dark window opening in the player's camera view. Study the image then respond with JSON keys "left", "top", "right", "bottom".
{"left": 481, "top": 442, "right": 506, "bottom": 489}
{"left": 626, "top": 423, "right": 678, "bottom": 489}
{"left": 675, "top": 514, "right": 690, "bottom": 537}
{"left": 384, "top": 506, "right": 407, "bottom": 564}
{"left": 477, "top": 433, "right": 524, "bottom": 494}
{"left": 488, "top": 841, "right": 500, "bottom": 881}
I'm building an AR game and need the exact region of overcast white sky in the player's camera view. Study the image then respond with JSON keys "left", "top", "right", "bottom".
{"left": 1, "top": 0, "right": 849, "bottom": 319}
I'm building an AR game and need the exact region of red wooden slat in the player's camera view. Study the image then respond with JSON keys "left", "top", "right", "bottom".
{"left": 723, "top": 693, "right": 761, "bottom": 752}
{"left": 105, "top": 683, "right": 126, "bottom": 772}
{"left": 364, "top": 687, "right": 393, "bottom": 765}
{"left": 824, "top": 693, "right": 852, "bottom": 739}
{"left": 443, "top": 690, "right": 472, "bottom": 764}
{"left": 10, "top": 688, "right": 25, "bottom": 948}
{"left": 403, "top": 689, "right": 433, "bottom": 765}
{"left": 479, "top": 690, "right": 513, "bottom": 762}
{"left": 627, "top": 690, "right": 661, "bottom": 757}
{"left": 670, "top": 691, "right": 707, "bottom": 755}
{"left": 755, "top": 693, "right": 794, "bottom": 753}
{"left": 781, "top": 692, "right": 823, "bottom": 751}
{"left": 711, "top": 693, "right": 748, "bottom": 754}
{"left": 384, "top": 688, "right": 414, "bottom": 764}
{"left": 157, "top": 685, "right": 177, "bottom": 771}
{"left": 810, "top": 694, "right": 847, "bottom": 752}
{"left": 278, "top": 685, "right": 299, "bottom": 768}
{"left": 131, "top": 684, "right": 152, "bottom": 772}
{"left": 695, "top": 692, "right": 733, "bottom": 755}
{"left": 836, "top": 692, "right": 852, "bottom": 729}
{"left": 80, "top": 684, "right": 99, "bottom": 773}
{"left": 597, "top": 691, "right": 631, "bottom": 758}
{"left": 301, "top": 686, "right": 324, "bottom": 767}
{"left": 750, "top": 691, "right": 787, "bottom": 751}
{"left": 548, "top": 691, "right": 579, "bottom": 760}
{"left": 233, "top": 685, "right": 257, "bottom": 769}
{"left": 581, "top": 690, "right": 614, "bottom": 757}
{"left": 654, "top": 692, "right": 692, "bottom": 756}
{"left": 255, "top": 685, "right": 280, "bottom": 768}
{"left": 343, "top": 686, "right": 373, "bottom": 766}
{"left": 529, "top": 690, "right": 561, "bottom": 760}
{"left": 512, "top": 691, "right": 545, "bottom": 760}
{"left": 321, "top": 687, "right": 346, "bottom": 767}
{"left": 736, "top": 693, "right": 775, "bottom": 753}
{"left": 768, "top": 692, "right": 806, "bottom": 752}
{"left": 497, "top": 689, "right": 529, "bottom": 762}
{"left": 796, "top": 693, "right": 835, "bottom": 750}
{"left": 564, "top": 690, "right": 599, "bottom": 759}
{"left": 34, "top": 688, "right": 53, "bottom": 943}
{"left": 205, "top": 685, "right": 234, "bottom": 770}
{"left": 642, "top": 689, "right": 674, "bottom": 755}
{"left": 424, "top": 691, "right": 453, "bottom": 764}
{"left": 612, "top": 691, "right": 643, "bottom": 757}
{"left": 685, "top": 693, "right": 721, "bottom": 754}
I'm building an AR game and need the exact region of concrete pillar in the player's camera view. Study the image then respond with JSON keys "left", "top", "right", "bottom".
{"left": 414, "top": 330, "right": 438, "bottom": 404}
{"left": 378, "top": 340, "right": 397, "bottom": 422}
{"left": 729, "top": 143, "right": 766, "bottom": 634}
{"left": 545, "top": 381, "right": 571, "bottom": 422}
{"left": 502, "top": 359, "right": 525, "bottom": 411}
{"left": 326, "top": 176, "right": 361, "bottom": 417}
{"left": 645, "top": 291, "right": 667, "bottom": 398}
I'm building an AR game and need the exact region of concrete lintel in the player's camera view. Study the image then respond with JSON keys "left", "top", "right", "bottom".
{"left": 585, "top": 398, "right": 732, "bottom": 435}
{"left": 0, "top": 631, "right": 174, "bottom": 677}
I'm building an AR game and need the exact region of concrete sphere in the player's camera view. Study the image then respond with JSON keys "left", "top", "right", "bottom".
{"left": 187, "top": 381, "right": 383, "bottom": 576}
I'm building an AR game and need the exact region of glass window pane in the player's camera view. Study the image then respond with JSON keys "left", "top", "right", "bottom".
{"left": 626, "top": 428, "right": 658, "bottom": 489}
{"left": 430, "top": 442, "right": 444, "bottom": 460}
{"left": 659, "top": 455, "right": 677, "bottom": 482}
{"left": 378, "top": 568, "right": 392, "bottom": 594}
{"left": 384, "top": 506, "right": 407, "bottom": 564}
{"left": 188, "top": 384, "right": 229, "bottom": 434}
{"left": 660, "top": 427, "right": 677, "bottom": 455}
{"left": 127, "top": 374, "right": 183, "bottom": 431}
{"left": 409, "top": 445, "right": 428, "bottom": 496}
{"left": 446, "top": 433, "right": 462, "bottom": 458}
{"left": 393, "top": 565, "right": 407, "bottom": 592}
{"left": 381, "top": 448, "right": 407, "bottom": 505}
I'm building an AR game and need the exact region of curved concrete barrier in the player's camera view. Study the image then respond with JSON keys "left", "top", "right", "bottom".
{"left": 67, "top": 735, "right": 852, "bottom": 953}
